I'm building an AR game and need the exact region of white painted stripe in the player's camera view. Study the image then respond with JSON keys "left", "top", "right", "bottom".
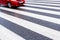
{"left": 53, "top": 0, "right": 60, "bottom": 2}
{"left": 0, "top": 7, "right": 60, "bottom": 25}
{"left": 25, "top": 4, "right": 60, "bottom": 10}
{"left": 0, "top": 25, "right": 25, "bottom": 40}
{"left": 27, "top": 1, "right": 60, "bottom": 3}
{"left": 26, "top": 2, "right": 48, "bottom": 4}
{"left": 19, "top": 7, "right": 60, "bottom": 15}
{"left": 51, "top": 2, "right": 60, "bottom": 3}
{"left": 27, "top": 2, "right": 60, "bottom": 4}
{"left": 26, "top": 1, "right": 50, "bottom": 3}
{"left": 27, "top": 2, "right": 60, "bottom": 6}
{"left": 0, "top": 12, "right": 60, "bottom": 40}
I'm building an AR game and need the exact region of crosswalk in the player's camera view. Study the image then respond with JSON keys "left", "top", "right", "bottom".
{"left": 0, "top": 0, "right": 60, "bottom": 40}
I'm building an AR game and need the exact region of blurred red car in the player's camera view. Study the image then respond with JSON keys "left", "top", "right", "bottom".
{"left": 0, "top": 0, "right": 25, "bottom": 8}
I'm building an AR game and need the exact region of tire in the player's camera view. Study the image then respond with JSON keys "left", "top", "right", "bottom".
{"left": 7, "top": 3, "right": 18, "bottom": 8}
{"left": 7, "top": 3, "right": 12, "bottom": 8}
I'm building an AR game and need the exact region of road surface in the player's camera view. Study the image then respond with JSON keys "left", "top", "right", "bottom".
{"left": 0, "top": 0, "right": 60, "bottom": 40}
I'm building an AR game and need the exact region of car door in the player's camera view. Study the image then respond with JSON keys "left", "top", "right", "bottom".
{"left": 0, "top": 0, "right": 2, "bottom": 5}
{"left": 1, "top": 0, "right": 7, "bottom": 6}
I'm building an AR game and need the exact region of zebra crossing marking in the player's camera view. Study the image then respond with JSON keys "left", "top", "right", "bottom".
{"left": 0, "top": 1, "right": 60, "bottom": 40}
{"left": 25, "top": 4, "right": 60, "bottom": 10}
{"left": 0, "top": 7, "right": 60, "bottom": 25}
{"left": 0, "top": 25, "right": 25, "bottom": 40}
{"left": 19, "top": 6, "right": 60, "bottom": 15}
{"left": 0, "top": 12, "right": 60, "bottom": 40}
{"left": 26, "top": 2, "right": 60, "bottom": 6}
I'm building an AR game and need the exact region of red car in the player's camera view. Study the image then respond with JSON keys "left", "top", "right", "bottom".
{"left": 0, "top": 0, "right": 25, "bottom": 8}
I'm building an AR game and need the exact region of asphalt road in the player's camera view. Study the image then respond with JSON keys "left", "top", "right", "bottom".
{"left": 0, "top": 0, "right": 60, "bottom": 40}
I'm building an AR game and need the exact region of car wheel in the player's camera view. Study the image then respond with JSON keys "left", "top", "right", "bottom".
{"left": 7, "top": 3, "right": 12, "bottom": 8}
